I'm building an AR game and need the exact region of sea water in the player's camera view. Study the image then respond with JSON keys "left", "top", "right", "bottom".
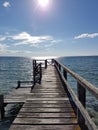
{"left": 0, "top": 56, "right": 98, "bottom": 129}
{"left": 0, "top": 57, "right": 33, "bottom": 95}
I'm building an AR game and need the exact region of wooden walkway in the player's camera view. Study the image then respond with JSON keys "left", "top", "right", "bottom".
{"left": 5, "top": 65, "right": 80, "bottom": 130}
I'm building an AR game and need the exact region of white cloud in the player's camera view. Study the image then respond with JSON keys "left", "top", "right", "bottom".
{"left": 12, "top": 32, "right": 53, "bottom": 46}
{"left": 3, "top": 1, "right": 11, "bottom": 8}
{"left": 45, "top": 40, "right": 62, "bottom": 48}
{"left": 12, "top": 32, "right": 52, "bottom": 41}
{"left": 0, "top": 37, "right": 6, "bottom": 41}
{"left": 0, "top": 32, "right": 61, "bottom": 48}
{"left": 51, "top": 40, "right": 62, "bottom": 44}
{"left": 9, "top": 32, "right": 59, "bottom": 47}
{"left": 0, "top": 44, "right": 8, "bottom": 53}
{"left": 74, "top": 33, "right": 98, "bottom": 39}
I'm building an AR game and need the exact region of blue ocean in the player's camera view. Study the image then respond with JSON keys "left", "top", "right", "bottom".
{"left": 0, "top": 56, "right": 98, "bottom": 129}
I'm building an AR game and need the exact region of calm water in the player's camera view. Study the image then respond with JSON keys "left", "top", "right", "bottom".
{"left": 0, "top": 56, "right": 98, "bottom": 129}
{"left": 0, "top": 57, "right": 32, "bottom": 95}
{"left": 58, "top": 56, "right": 98, "bottom": 88}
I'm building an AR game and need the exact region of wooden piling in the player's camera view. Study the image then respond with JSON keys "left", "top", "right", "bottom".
{"left": 16, "top": 80, "right": 21, "bottom": 89}
{"left": 0, "top": 95, "right": 5, "bottom": 120}
{"left": 45, "top": 60, "right": 47, "bottom": 69}
{"left": 77, "top": 82, "right": 86, "bottom": 130}
{"left": 77, "top": 82, "right": 86, "bottom": 107}
{"left": 63, "top": 69, "right": 67, "bottom": 80}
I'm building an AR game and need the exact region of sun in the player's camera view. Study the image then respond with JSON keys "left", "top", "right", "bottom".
{"left": 37, "top": 0, "right": 49, "bottom": 8}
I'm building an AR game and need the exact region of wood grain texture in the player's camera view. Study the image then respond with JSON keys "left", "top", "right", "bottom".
{"left": 7, "top": 65, "right": 80, "bottom": 130}
{"left": 10, "top": 125, "right": 80, "bottom": 130}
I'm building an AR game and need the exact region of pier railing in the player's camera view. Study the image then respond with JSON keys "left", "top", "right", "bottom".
{"left": 54, "top": 59, "right": 98, "bottom": 130}
{"left": 16, "top": 60, "right": 42, "bottom": 91}
{"left": 16, "top": 59, "right": 53, "bottom": 91}
{"left": 31, "top": 60, "right": 42, "bottom": 91}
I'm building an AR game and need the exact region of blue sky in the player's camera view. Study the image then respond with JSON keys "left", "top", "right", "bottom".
{"left": 0, "top": 0, "right": 98, "bottom": 57}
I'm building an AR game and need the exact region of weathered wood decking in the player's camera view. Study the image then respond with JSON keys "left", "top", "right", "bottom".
{"left": 5, "top": 65, "right": 80, "bottom": 130}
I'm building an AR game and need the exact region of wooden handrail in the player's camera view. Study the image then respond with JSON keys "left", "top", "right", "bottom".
{"left": 54, "top": 59, "right": 98, "bottom": 99}
{"left": 54, "top": 59, "right": 98, "bottom": 130}
{"left": 33, "top": 59, "right": 54, "bottom": 68}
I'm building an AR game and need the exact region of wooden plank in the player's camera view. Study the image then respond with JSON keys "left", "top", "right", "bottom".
{"left": 17, "top": 112, "right": 76, "bottom": 118}
{"left": 33, "top": 94, "right": 66, "bottom": 97}
{"left": 26, "top": 98, "right": 69, "bottom": 100}
{"left": 35, "top": 87, "right": 64, "bottom": 89}
{"left": 4, "top": 99, "right": 24, "bottom": 103}
{"left": 9, "top": 124, "right": 80, "bottom": 130}
{"left": 13, "top": 117, "right": 77, "bottom": 124}
{"left": 32, "top": 90, "right": 65, "bottom": 93}
{"left": 6, "top": 92, "right": 67, "bottom": 96}
{"left": 34, "top": 89, "right": 66, "bottom": 93}
{"left": 30, "top": 93, "right": 67, "bottom": 95}
{"left": 26, "top": 100, "right": 70, "bottom": 104}
{"left": 23, "top": 103, "right": 72, "bottom": 108}
{"left": 20, "top": 107, "right": 74, "bottom": 113}
{"left": 4, "top": 98, "right": 70, "bottom": 104}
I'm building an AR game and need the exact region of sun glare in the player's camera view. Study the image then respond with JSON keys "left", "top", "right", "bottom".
{"left": 37, "top": 0, "right": 49, "bottom": 8}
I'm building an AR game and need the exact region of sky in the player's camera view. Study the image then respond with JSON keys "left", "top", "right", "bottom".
{"left": 0, "top": 0, "right": 98, "bottom": 57}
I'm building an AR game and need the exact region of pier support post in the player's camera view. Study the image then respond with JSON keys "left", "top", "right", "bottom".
{"left": 59, "top": 64, "right": 61, "bottom": 71}
{"left": 39, "top": 63, "right": 42, "bottom": 84}
{"left": 0, "top": 95, "right": 5, "bottom": 120}
{"left": 63, "top": 69, "right": 67, "bottom": 80}
{"left": 51, "top": 59, "right": 54, "bottom": 65}
{"left": 45, "top": 60, "right": 47, "bottom": 69}
{"left": 33, "top": 60, "right": 36, "bottom": 68}
{"left": 77, "top": 82, "right": 86, "bottom": 107}
{"left": 77, "top": 82, "right": 86, "bottom": 130}
{"left": 16, "top": 80, "right": 21, "bottom": 89}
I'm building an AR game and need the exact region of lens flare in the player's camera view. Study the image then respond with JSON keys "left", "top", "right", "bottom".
{"left": 37, "top": 0, "right": 49, "bottom": 8}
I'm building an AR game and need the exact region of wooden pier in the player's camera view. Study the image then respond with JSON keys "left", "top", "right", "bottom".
{"left": 0, "top": 59, "right": 98, "bottom": 130}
